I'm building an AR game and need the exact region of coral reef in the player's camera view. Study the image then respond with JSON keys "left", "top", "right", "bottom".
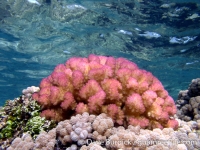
{"left": 33, "top": 54, "right": 178, "bottom": 129}
{"left": 176, "top": 78, "right": 200, "bottom": 121}
{"left": 7, "top": 113, "right": 200, "bottom": 150}
{"left": 7, "top": 113, "right": 114, "bottom": 149}
{"left": 0, "top": 87, "right": 55, "bottom": 149}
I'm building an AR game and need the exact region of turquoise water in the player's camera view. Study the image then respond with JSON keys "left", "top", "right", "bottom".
{"left": 0, "top": 0, "right": 200, "bottom": 105}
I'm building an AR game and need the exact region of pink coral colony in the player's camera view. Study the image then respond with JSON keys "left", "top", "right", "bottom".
{"left": 32, "top": 54, "right": 178, "bottom": 129}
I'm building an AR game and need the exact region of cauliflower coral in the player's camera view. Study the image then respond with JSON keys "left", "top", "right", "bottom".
{"left": 32, "top": 54, "right": 178, "bottom": 129}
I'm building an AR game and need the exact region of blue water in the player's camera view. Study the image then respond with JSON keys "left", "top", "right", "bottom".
{"left": 0, "top": 0, "right": 200, "bottom": 105}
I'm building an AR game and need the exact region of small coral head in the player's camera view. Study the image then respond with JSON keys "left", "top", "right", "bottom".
{"left": 127, "top": 77, "right": 138, "bottom": 89}
{"left": 49, "top": 86, "right": 62, "bottom": 105}
{"left": 66, "top": 57, "right": 88, "bottom": 71}
{"left": 147, "top": 102, "right": 163, "bottom": 119}
{"left": 88, "top": 66, "right": 113, "bottom": 82}
{"left": 54, "top": 64, "right": 67, "bottom": 72}
{"left": 72, "top": 70, "right": 84, "bottom": 89}
{"left": 39, "top": 87, "right": 50, "bottom": 96}
{"left": 128, "top": 117, "right": 149, "bottom": 129}
{"left": 50, "top": 72, "right": 69, "bottom": 87}
{"left": 32, "top": 93, "right": 39, "bottom": 100}
{"left": 150, "top": 80, "right": 164, "bottom": 92}
{"left": 101, "top": 79, "right": 122, "bottom": 101}
{"left": 126, "top": 93, "right": 145, "bottom": 114}
{"left": 40, "top": 78, "right": 51, "bottom": 88}
{"left": 88, "top": 90, "right": 106, "bottom": 113}
{"left": 75, "top": 103, "right": 89, "bottom": 114}
{"left": 105, "top": 104, "right": 124, "bottom": 125}
{"left": 166, "top": 119, "right": 179, "bottom": 129}
{"left": 38, "top": 94, "right": 50, "bottom": 106}
{"left": 142, "top": 90, "right": 157, "bottom": 107}
{"left": 88, "top": 54, "right": 100, "bottom": 62}
{"left": 79, "top": 79, "right": 102, "bottom": 100}
{"left": 60, "top": 92, "right": 76, "bottom": 110}
{"left": 163, "top": 96, "right": 177, "bottom": 115}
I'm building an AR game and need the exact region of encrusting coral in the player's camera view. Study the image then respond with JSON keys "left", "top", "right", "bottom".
{"left": 32, "top": 54, "right": 178, "bottom": 129}
{"left": 176, "top": 78, "right": 200, "bottom": 121}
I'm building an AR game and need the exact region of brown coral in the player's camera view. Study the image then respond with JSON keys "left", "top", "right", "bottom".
{"left": 176, "top": 78, "right": 200, "bottom": 121}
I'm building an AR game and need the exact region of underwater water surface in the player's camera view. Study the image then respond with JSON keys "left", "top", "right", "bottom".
{"left": 0, "top": 0, "right": 200, "bottom": 105}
